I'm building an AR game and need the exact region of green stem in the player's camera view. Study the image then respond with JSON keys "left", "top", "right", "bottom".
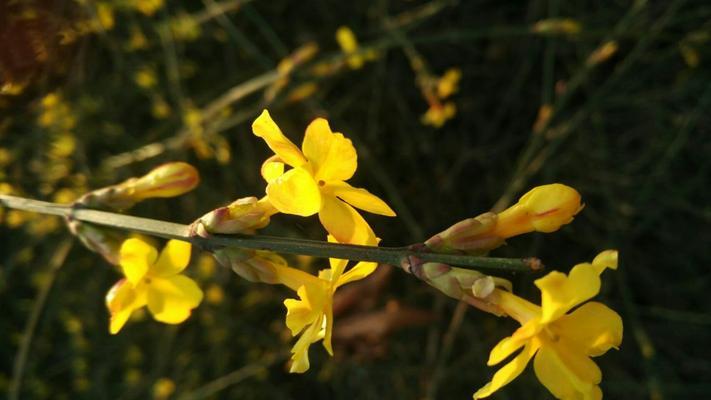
{"left": 0, "top": 195, "right": 539, "bottom": 273}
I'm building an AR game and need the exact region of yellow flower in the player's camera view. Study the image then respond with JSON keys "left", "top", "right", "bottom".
{"left": 276, "top": 246, "right": 377, "bottom": 373}
{"left": 473, "top": 250, "right": 623, "bottom": 399}
{"left": 421, "top": 101, "right": 456, "bottom": 128}
{"left": 252, "top": 110, "right": 395, "bottom": 245}
{"left": 336, "top": 26, "right": 371, "bottom": 69}
{"left": 105, "top": 238, "right": 203, "bottom": 334}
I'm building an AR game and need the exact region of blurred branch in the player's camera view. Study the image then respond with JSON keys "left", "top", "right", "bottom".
{"left": 99, "top": 0, "right": 454, "bottom": 171}
{"left": 492, "top": 0, "right": 659, "bottom": 211}
{"left": 176, "top": 351, "right": 289, "bottom": 400}
{"left": 0, "top": 194, "right": 540, "bottom": 273}
{"left": 194, "top": 0, "right": 254, "bottom": 25}
{"left": 100, "top": 70, "right": 279, "bottom": 170}
{"left": 8, "top": 239, "right": 74, "bottom": 400}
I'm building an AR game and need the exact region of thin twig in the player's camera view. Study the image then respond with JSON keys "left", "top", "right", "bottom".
{"left": 8, "top": 239, "right": 74, "bottom": 400}
{"left": 423, "top": 300, "right": 468, "bottom": 400}
{"left": 0, "top": 195, "right": 540, "bottom": 273}
{"left": 176, "top": 352, "right": 289, "bottom": 400}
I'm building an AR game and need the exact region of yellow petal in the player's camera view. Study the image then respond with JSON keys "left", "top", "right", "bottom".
{"left": 289, "top": 314, "right": 324, "bottom": 373}
{"left": 328, "top": 258, "right": 348, "bottom": 284}
{"left": 473, "top": 340, "right": 539, "bottom": 399}
{"left": 494, "top": 289, "right": 542, "bottom": 326}
{"left": 302, "top": 118, "right": 357, "bottom": 182}
{"left": 487, "top": 320, "right": 539, "bottom": 366}
{"left": 261, "top": 155, "right": 285, "bottom": 183}
{"left": 336, "top": 261, "right": 377, "bottom": 288}
{"left": 323, "top": 300, "right": 334, "bottom": 356}
{"left": 152, "top": 240, "right": 192, "bottom": 277}
{"left": 119, "top": 238, "right": 158, "bottom": 285}
{"left": 273, "top": 263, "right": 320, "bottom": 292}
{"left": 553, "top": 302, "right": 623, "bottom": 357}
{"left": 326, "top": 235, "right": 348, "bottom": 282}
{"left": 533, "top": 343, "right": 601, "bottom": 399}
{"left": 318, "top": 195, "right": 376, "bottom": 245}
{"left": 592, "top": 250, "right": 618, "bottom": 274}
{"left": 105, "top": 279, "right": 147, "bottom": 334}
{"left": 284, "top": 285, "right": 321, "bottom": 336}
{"left": 266, "top": 167, "right": 321, "bottom": 216}
{"left": 327, "top": 181, "right": 395, "bottom": 216}
{"left": 146, "top": 275, "right": 203, "bottom": 324}
{"left": 336, "top": 26, "right": 358, "bottom": 53}
{"left": 252, "top": 110, "right": 307, "bottom": 167}
{"left": 535, "top": 264, "right": 600, "bottom": 324}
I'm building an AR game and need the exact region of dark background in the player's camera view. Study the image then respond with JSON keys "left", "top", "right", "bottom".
{"left": 1, "top": 0, "right": 710, "bottom": 398}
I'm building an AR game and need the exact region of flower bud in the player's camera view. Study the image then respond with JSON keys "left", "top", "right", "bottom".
{"left": 211, "top": 248, "right": 285, "bottom": 284}
{"left": 406, "top": 258, "right": 511, "bottom": 315}
{"left": 411, "top": 262, "right": 512, "bottom": 299}
{"left": 124, "top": 162, "right": 200, "bottom": 201}
{"left": 67, "top": 219, "right": 125, "bottom": 265}
{"left": 424, "top": 212, "right": 503, "bottom": 255}
{"left": 190, "top": 196, "right": 277, "bottom": 237}
{"left": 425, "top": 183, "right": 582, "bottom": 254}
{"left": 77, "top": 162, "right": 199, "bottom": 211}
{"left": 492, "top": 183, "right": 582, "bottom": 238}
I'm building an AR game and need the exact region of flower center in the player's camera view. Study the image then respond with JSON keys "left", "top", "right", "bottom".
{"left": 543, "top": 326, "right": 560, "bottom": 343}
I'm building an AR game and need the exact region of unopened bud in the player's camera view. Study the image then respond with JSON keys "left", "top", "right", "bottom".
{"left": 77, "top": 162, "right": 199, "bottom": 211}
{"left": 492, "top": 183, "right": 582, "bottom": 238}
{"left": 190, "top": 196, "right": 277, "bottom": 237}
{"left": 212, "top": 248, "right": 285, "bottom": 284}
{"left": 472, "top": 276, "right": 496, "bottom": 298}
{"left": 125, "top": 162, "right": 200, "bottom": 200}
{"left": 425, "top": 183, "right": 582, "bottom": 254}
{"left": 68, "top": 220, "right": 124, "bottom": 265}
{"left": 410, "top": 260, "right": 511, "bottom": 301}
{"left": 424, "top": 212, "right": 503, "bottom": 254}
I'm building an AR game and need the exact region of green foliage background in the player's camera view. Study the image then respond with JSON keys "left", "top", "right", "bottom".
{"left": 1, "top": 0, "right": 710, "bottom": 398}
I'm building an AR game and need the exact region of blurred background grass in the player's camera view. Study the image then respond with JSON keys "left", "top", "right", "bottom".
{"left": 1, "top": 0, "right": 710, "bottom": 398}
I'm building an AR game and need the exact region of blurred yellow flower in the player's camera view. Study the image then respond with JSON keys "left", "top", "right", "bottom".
{"left": 151, "top": 97, "right": 171, "bottom": 119}
{"left": 474, "top": 250, "right": 622, "bottom": 399}
{"left": 532, "top": 18, "right": 581, "bottom": 36}
{"left": 336, "top": 26, "right": 376, "bottom": 70}
{"left": 276, "top": 241, "right": 377, "bottom": 372}
{"left": 130, "top": 0, "right": 164, "bottom": 17}
{"left": 421, "top": 101, "right": 456, "bottom": 128}
{"left": 336, "top": 26, "right": 364, "bottom": 69}
{"left": 94, "top": 3, "right": 115, "bottom": 31}
{"left": 437, "top": 68, "right": 462, "bottom": 99}
{"left": 152, "top": 377, "right": 175, "bottom": 400}
{"left": 587, "top": 41, "right": 619, "bottom": 67}
{"left": 106, "top": 238, "right": 203, "bottom": 334}
{"left": 126, "top": 26, "right": 149, "bottom": 51}
{"left": 134, "top": 66, "right": 157, "bottom": 89}
{"left": 252, "top": 110, "right": 395, "bottom": 245}
{"left": 169, "top": 13, "right": 200, "bottom": 41}
{"left": 205, "top": 284, "right": 224, "bottom": 305}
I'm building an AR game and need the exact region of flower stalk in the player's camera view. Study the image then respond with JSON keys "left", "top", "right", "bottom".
{"left": 0, "top": 194, "right": 540, "bottom": 273}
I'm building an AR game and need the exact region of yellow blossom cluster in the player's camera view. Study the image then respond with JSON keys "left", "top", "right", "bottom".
{"left": 421, "top": 68, "right": 462, "bottom": 128}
